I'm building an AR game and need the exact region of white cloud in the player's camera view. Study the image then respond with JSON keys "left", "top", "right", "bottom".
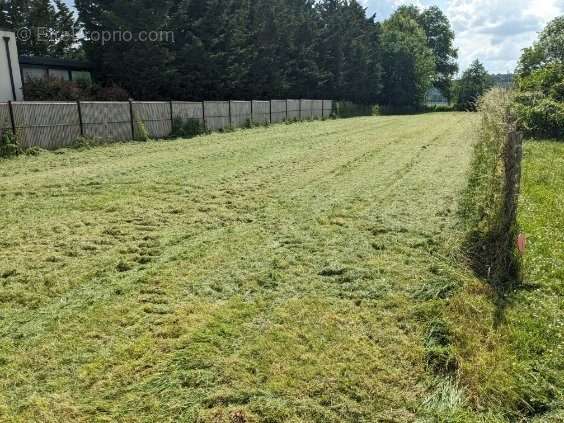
{"left": 364, "top": 0, "right": 563, "bottom": 73}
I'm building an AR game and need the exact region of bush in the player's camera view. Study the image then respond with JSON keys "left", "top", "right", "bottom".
{"left": 171, "top": 117, "right": 206, "bottom": 138}
{"left": 23, "top": 78, "right": 129, "bottom": 101}
{"left": 514, "top": 97, "right": 564, "bottom": 138}
{"left": 0, "top": 130, "right": 21, "bottom": 158}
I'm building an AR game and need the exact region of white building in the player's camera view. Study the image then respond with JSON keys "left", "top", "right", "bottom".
{"left": 0, "top": 28, "right": 24, "bottom": 101}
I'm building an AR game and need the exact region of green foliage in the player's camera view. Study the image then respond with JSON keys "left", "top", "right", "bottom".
{"left": 454, "top": 60, "right": 492, "bottom": 111}
{"left": 379, "top": 11, "right": 436, "bottom": 110}
{"left": 23, "top": 78, "right": 129, "bottom": 101}
{"left": 171, "top": 117, "right": 206, "bottom": 138}
{"left": 0, "top": 0, "right": 80, "bottom": 57}
{"left": 514, "top": 17, "right": 564, "bottom": 138}
{"left": 0, "top": 130, "right": 21, "bottom": 158}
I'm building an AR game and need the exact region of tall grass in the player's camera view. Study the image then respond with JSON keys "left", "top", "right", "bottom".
{"left": 459, "top": 88, "right": 522, "bottom": 290}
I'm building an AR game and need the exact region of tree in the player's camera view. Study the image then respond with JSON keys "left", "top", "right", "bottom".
{"left": 393, "top": 5, "right": 457, "bottom": 102}
{"left": 379, "top": 11, "right": 435, "bottom": 110}
{"left": 454, "top": 59, "right": 491, "bottom": 110}
{"left": 76, "top": 0, "right": 175, "bottom": 99}
{"left": 0, "top": 0, "right": 79, "bottom": 57}
{"left": 418, "top": 6, "right": 458, "bottom": 102}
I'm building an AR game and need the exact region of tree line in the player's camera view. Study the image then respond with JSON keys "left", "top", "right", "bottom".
{"left": 1, "top": 0, "right": 459, "bottom": 109}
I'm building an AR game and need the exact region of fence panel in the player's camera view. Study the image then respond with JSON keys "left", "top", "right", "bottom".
{"left": 271, "top": 100, "right": 287, "bottom": 123}
{"left": 133, "top": 101, "right": 171, "bottom": 139}
{"left": 81, "top": 102, "right": 132, "bottom": 141}
{"left": 287, "top": 100, "right": 300, "bottom": 120}
{"left": 230, "top": 101, "right": 251, "bottom": 128}
{"left": 252, "top": 101, "right": 270, "bottom": 124}
{"left": 0, "top": 103, "right": 10, "bottom": 138}
{"left": 312, "top": 100, "right": 324, "bottom": 119}
{"left": 12, "top": 102, "right": 80, "bottom": 149}
{"left": 300, "top": 100, "right": 314, "bottom": 120}
{"left": 323, "top": 100, "right": 333, "bottom": 118}
{"left": 204, "top": 101, "right": 229, "bottom": 131}
{"left": 172, "top": 101, "right": 204, "bottom": 125}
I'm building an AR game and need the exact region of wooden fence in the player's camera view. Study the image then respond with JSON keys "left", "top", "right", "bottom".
{"left": 0, "top": 99, "right": 333, "bottom": 150}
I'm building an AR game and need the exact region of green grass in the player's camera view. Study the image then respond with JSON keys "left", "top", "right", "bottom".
{"left": 0, "top": 112, "right": 528, "bottom": 422}
{"left": 441, "top": 139, "right": 563, "bottom": 421}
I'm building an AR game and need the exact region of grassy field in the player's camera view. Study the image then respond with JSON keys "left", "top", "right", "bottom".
{"left": 0, "top": 112, "right": 503, "bottom": 422}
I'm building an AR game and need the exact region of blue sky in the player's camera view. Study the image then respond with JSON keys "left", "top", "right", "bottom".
{"left": 361, "top": 0, "right": 564, "bottom": 74}
{"left": 64, "top": 0, "right": 564, "bottom": 74}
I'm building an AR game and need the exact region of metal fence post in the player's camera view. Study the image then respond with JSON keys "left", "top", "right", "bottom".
{"left": 77, "top": 100, "right": 84, "bottom": 137}
{"left": 269, "top": 100, "right": 272, "bottom": 124}
{"left": 129, "top": 99, "right": 135, "bottom": 140}
{"left": 228, "top": 100, "right": 232, "bottom": 128}
{"left": 285, "top": 99, "right": 288, "bottom": 122}
{"left": 7, "top": 100, "right": 16, "bottom": 135}
{"left": 299, "top": 99, "right": 302, "bottom": 121}
{"left": 250, "top": 100, "right": 254, "bottom": 125}
{"left": 321, "top": 100, "right": 324, "bottom": 119}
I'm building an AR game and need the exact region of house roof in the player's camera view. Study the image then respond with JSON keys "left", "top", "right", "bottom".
{"left": 19, "top": 55, "right": 93, "bottom": 70}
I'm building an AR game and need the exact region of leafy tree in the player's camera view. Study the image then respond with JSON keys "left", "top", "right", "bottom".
{"left": 454, "top": 59, "right": 492, "bottom": 111}
{"left": 379, "top": 11, "right": 435, "bottom": 110}
{"left": 515, "top": 16, "right": 564, "bottom": 137}
{"left": 393, "top": 5, "right": 457, "bottom": 101}
{"left": 418, "top": 6, "right": 458, "bottom": 101}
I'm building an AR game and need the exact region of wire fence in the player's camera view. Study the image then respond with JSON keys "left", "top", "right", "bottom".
{"left": 0, "top": 99, "right": 333, "bottom": 150}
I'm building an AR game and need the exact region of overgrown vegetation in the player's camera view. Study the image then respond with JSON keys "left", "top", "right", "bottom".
{"left": 441, "top": 138, "right": 563, "bottom": 422}
{"left": 459, "top": 88, "right": 521, "bottom": 288}
{"left": 23, "top": 78, "right": 130, "bottom": 101}
{"left": 0, "top": 130, "right": 21, "bottom": 158}
{"left": 514, "top": 16, "right": 564, "bottom": 138}
{"left": 171, "top": 117, "right": 207, "bottom": 138}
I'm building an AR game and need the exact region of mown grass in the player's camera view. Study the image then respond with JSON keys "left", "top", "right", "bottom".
{"left": 442, "top": 139, "right": 563, "bottom": 422}
{"left": 0, "top": 112, "right": 529, "bottom": 422}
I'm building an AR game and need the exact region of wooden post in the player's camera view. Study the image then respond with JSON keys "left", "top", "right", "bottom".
{"left": 129, "top": 99, "right": 135, "bottom": 140}
{"left": 76, "top": 100, "right": 84, "bottom": 137}
{"left": 7, "top": 100, "right": 16, "bottom": 135}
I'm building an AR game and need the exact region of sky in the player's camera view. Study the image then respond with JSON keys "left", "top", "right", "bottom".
{"left": 361, "top": 0, "right": 564, "bottom": 74}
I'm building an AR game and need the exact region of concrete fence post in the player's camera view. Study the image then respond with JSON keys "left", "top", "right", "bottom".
{"left": 228, "top": 100, "right": 232, "bottom": 128}
{"left": 169, "top": 100, "right": 174, "bottom": 134}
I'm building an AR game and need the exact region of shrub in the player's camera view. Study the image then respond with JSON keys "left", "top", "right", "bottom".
{"left": 23, "top": 78, "right": 129, "bottom": 101}
{"left": 171, "top": 117, "right": 206, "bottom": 138}
{"left": 514, "top": 97, "right": 564, "bottom": 138}
{"left": 0, "top": 130, "right": 22, "bottom": 158}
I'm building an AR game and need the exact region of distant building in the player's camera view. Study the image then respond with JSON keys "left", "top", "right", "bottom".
{"left": 490, "top": 74, "right": 514, "bottom": 89}
{"left": 425, "top": 87, "right": 449, "bottom": 106}
{"left": 0, "top": 28, "right": 24, "bottom": 101}
{"left": 19, "top": 56, "right": 93, "bottom": 83}
{"left": 2, "top": 28, "right": 94, "bottom": 102}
